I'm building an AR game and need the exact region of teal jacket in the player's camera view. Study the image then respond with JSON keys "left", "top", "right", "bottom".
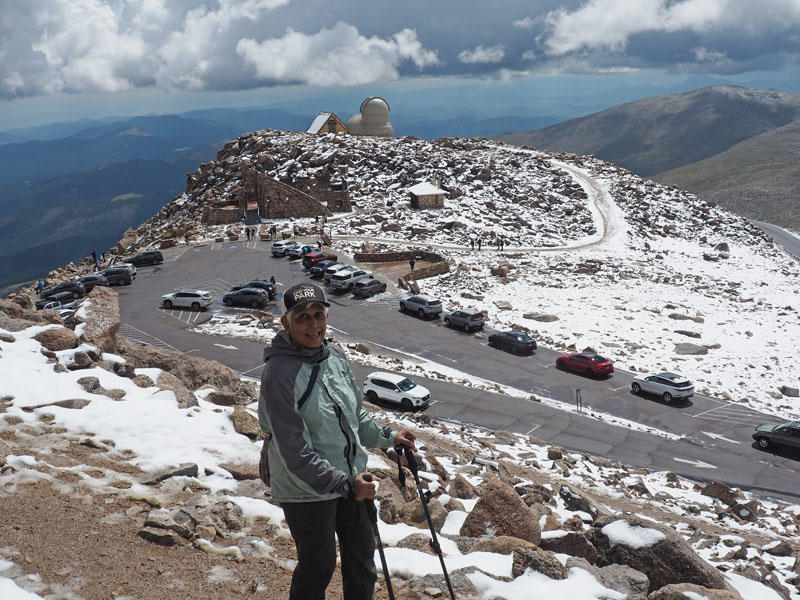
{"left": 258, "top": 331, "right": 395, "bottom": 503}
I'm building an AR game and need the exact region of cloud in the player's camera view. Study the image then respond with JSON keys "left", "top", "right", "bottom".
{"left": 458, "top": 45, "right": 506, "bottom": 64}
{"left": 236, "top": 23, "right": 439, "bottom": 87}
{"left": 540, "top": 0, "right": 800, "bottom": 57}
{"left": 513, "top": 17, "right": 536, "bottom": 29}
{"left": 692, "top": 46, "right": 730, "bottom": 64}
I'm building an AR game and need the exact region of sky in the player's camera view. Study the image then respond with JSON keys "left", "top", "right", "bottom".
{"left": 4, "top": 0, "right": 800, "bottom": 128}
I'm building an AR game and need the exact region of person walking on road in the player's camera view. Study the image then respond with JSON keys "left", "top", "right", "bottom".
{"left": 470, "top": 238, "right": 475, "bottom": 251}
{"left": 477, "top": 237, "right": 482, "bottom": 251}
{"left": 259, "top": 283, "right": 416, "bottom": 600}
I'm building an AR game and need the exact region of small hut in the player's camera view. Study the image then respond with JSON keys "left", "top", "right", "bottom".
{"left": 408, "top": 181, "right": 447, "bottom": 209}
{"left": 306, "top": 112, "right": 349, "bottom": 135}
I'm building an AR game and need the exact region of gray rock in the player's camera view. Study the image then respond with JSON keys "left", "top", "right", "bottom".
{"left": 779, "top": 385, "right": 799, "bottom": 398}
{"left": 67, "top": 351, "right": 93, "bottom": 370}
{"left": 77, "top": 376, "right": 101, "bottom": 392}
{"left": 138, "top": 526, "right": 179, "bottom": 547}
{"left": 674, "top": 330, "right": 701, "bottom": 338}
{"left": 539, "top": 531, "right": 598, "bottom": 563}
{"left": 559, "top": 485, "right": 600, "bottom": 521}
{"left": 144, "top": 508, "right": 197, "bottom": 539}
{"left": 674, "top": 343, "right": 708, "bottom": 356}
{"left": 143, "top": 463, "right": 199, "bottom": 485}
{"left": 512, "top": 546, "right": 566, "bottom": 579}
{"left": 230, "top": 405, "right": 263, "bottom": 440}
{"left": 647, "top": 583, "right": 743, "bottom": 600}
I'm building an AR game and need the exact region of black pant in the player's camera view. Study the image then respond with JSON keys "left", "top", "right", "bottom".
{"left": 281, "top": 498, "right": 376, "bottom": 600}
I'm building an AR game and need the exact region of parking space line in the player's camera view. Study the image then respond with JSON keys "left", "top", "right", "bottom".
{"left": 118, "top": 323, "right": 179, "bottom": 351}
{"left": 240, "top": 364, "right": 263, "bottom": 376}
{"left": 610, "top": 385, "right": 628, "bottom": 392}
{"left": 526, "top": 424, "right": 541, "bottom": 434}
{"left": 170, "top": 247, "right": 189, "bottom": 261}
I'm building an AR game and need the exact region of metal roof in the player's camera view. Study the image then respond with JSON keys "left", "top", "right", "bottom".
{"left": 306, "top": 112, "right": 332, "bottom": 134}
{"left": 408, "top": 181, "right": 446, "bottom": 196}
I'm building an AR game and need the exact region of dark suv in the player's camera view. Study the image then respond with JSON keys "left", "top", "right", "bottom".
{"left": 76, "top": 274, "right": 109, "bottom": 293}
{"left": 126, "top": 250, "right": 164, "bottom": 266}
{"left": 230, "top": 280, "right": 276, "bottom": 300}
{"left": 35, "top": 291, "right": 77, "bottom": 310}
{"left": 41, "top": 281, "right": 86, "bottom": 299}
{"left": 96, "top": 267, "right": 132, "bottom": 286}
{"left": 223, "top": 287, "right": 269, "bottom": 308}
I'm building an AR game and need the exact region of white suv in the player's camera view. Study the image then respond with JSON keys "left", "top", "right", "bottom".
{"left": 363, "top": 372, "right": 431, "bottom": 412}
{"left": 271, "top": 240, "right": 299, "bottom": 257}
{"left": 329, "top": 269, "right": 372, "bottom": 291}
{"left": 324, "top": 263, "right": 355, "bottom": 284}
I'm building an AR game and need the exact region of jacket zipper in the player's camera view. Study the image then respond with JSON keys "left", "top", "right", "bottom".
{"left": 333, "top": 404, "right": 355, "bottom": 473}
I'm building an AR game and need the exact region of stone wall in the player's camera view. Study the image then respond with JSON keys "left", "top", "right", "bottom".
{"left": 205, "top": 207, "right": 242, "bottom": 225}
{"left": 240, "top": 168, "right": 332, "bottom": 220}
{"left": 354, "top": 250, "right": 450, "bottom": 285}
{"left": 410, "top": 193, "right": 445, "bottom": 209}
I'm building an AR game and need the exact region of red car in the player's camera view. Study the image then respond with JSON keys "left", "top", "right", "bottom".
{"left": 302, "top": 252, "right": 337, "bottom": 269}
{"left": 556, "top": 352, "right": 614, "bottom": 377}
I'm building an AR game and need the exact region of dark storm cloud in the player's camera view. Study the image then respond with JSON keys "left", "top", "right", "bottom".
{"left": 2, "top": 0, "right": 800, "bottom": 100}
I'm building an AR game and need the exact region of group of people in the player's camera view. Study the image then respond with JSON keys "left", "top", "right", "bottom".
{"left": 468, "top": 236, "right": 507, "bottom": 251}
{"left": 244, "top": 227, "right": 258, "bottom": 241}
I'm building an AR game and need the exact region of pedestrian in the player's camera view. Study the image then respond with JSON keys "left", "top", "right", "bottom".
{"left": 91, "top": 250, "right": 97, "bottom": 264}
{"left": 36, "top": 280, "right": 44, "bottom": 296}
{"left": 477, "top": 238, "right": 482, "bottom": 251}
{"left": 259, "top": 283, "right": 416, "bottom": 600}
{"left": 409, "top": 257, "right": 416, "bottom": 271}
{"left": 499, "top": 237, "right": 505, "bottom": 251}
{"left": 470, "top": 238, "right": 475, "bottom": 251}
{"left": 246, "top": 227, "right": 250, "bottom": 241}
{"left": 270, "top": 275, "right": 276, "bottom": 285}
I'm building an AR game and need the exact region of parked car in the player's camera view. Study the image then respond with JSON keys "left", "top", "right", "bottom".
{"left": 753, "top": 421, "right": 800, "bottom": 451}
{"left": 362, "top": 372, "right": 431, "bottom": 412}
{"left": 230, "top": 280, "right": 276, "bottom": 300}
{"left": 302, "top": 251, "right": 338, "bottom": 269}
{"left": 631, "top": 372, "right": 694, "bottom": 403}
{"left": 161, "top": 289, "right": 213, "bottom": 310}
{"left": 324, "top": 263, "right": 353, "bottom": 284}
{"left": 126, "top": 249, "right": 164, "bottom": 266}
{"left": 112, "top": 262, "right": 137, "bottom": 278}
{"left": 41, "top": 281, "right": 86, "bottom": 299}
{"left": 75, "top": 274, "right": 109, "bottom": 293}
{"left": 400, "top": 294, "right": 443, "bottom": 319}
{"left": 271, "top": 240, "right": 300, "bottom": 257}
{"left": 96, "top": 267, "right": 132, "bottom": 286}
{"left": 329, "top": 268, "right": 372, "bottom": 291}
{"left": 287, "top": 244, "right": 319, "bottom": 259}
{"left": 352, "top": 278, "right": 387, "bottom": 298}
{"left": 444, "top": 308, "right": 485, "bottom": 332}
{"left": 223, "top": 287, "right": 269, "bottom": 308}
{"left": 35, "top": 292, "right": 77, "bottom": 311}
{"left": 556, "top": 352, "right": 614, "bottom": 377}
{"left": 488, "top": 330, "right": 537, "bottom": 355}
{"left": 309, "top": 259, "right": 337, "bottom": 278}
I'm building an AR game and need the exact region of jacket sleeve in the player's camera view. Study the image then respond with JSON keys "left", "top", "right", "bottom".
{"left": 262, "top": 360, "right": 353, "bottom": 498}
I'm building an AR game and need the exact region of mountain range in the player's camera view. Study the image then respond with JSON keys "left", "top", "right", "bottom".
{"left": 498, "top": 85, "right": 800, "bottom": 231}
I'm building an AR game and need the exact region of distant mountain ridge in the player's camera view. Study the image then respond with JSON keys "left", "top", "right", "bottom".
{"left": 497, "top": 85, "right": 800, "bottom": 230}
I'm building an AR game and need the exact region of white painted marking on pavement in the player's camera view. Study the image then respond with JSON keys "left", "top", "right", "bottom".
{"left": 673, "top": 457, "right": 717, "bottom": 469}
{"left": 702, "top": 431, "right": 741, "bottom": 444}
{"left": 214, "top": 343, "right": 238, "bottom": 350}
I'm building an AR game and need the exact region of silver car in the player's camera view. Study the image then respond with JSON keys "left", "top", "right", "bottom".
{"left": 631, "top": 372, "right": 694, "bottom": 403}
{"left": 329, "top": 269, "right": 372, "bottom": 291}
{"left": 161, "top": 289, "right": 213, "bottom": 310}
{"left": 443, "top": 308, "right": 485, "bottom": 331}
{"left": 324, "top": 263, "right": 354, "bottom": 284}
{"left": 400, "top": 294, "right": 443, "bottom": 319}
{"left": 271, "top": 240, "right": 299, "bottom": 257}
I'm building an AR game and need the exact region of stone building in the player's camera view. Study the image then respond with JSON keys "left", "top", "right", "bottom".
{"left": 408, "top": 181, "right": 447, "bottom": 209}
{"left": 346, "top": 97, "right": 393, "bottom": 137}
{"left": 306, "top": 112, "right": 349, "bottom": 135}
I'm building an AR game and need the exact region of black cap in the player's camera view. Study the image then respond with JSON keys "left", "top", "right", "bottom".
{"left": 283, "top": 282, "right": 330, "bottom": 313}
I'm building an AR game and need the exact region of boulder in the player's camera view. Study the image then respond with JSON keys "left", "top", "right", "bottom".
{"left": 396, "top": 533, "right": 436, "bottom": 555}
{"left": 511, "top": 546, "right": 566, "bottom": 579}
{"left": 467, "top": 536, "right": 536, "bottom": 555}
{"left": 565, "top": 558, "right": 650, "bottom": 600}
{"left": 34, "top": 327, "right": 80, "bottom": 351}
{"left": 448, "top": 474, "right": 478, "bottom": 499}
{"left": 67, "top": 351, "right": 93, "bottom": 370}
{"left": 762, "top": 540, "right": 794, "bottom": 557}
{"left": 779, "top": 385, "right": 799, "bottom": 398}
{"left": 142, "top": 463, "right": 199, "bottom": 485}
{"left": 460, "top": 480, "right": 541, "bottom": 544}
{"left": 230, "top": 405, "right": 263, "bottom": 440}
{"left": 590, "top": 514, "right": 728, "bottom": 592}
{"left": 539, "top": 531, "right": 598, "bottom": 563}
{"left": 559, "top": 485, "right": 601, "bottom": 521}
{"left": 79, "top": 286, "right": 121, "bottom": 352}
{"left": 156, "top": 371, "right": 199, "bottom": 409}
{"left": 402, "top": 497, "right": 448, "bottom": 532}
{"left": 674, "top": 343, "right": 708, "bottom": 356}
{"left": 377, "top": 477, "right": 408, "bottom": 524}
{"left": 117, "top": 337, "right": 255, "bottom": 403}
{"left": 8, "top": 293, "right": 35, "bottom": 311}
{"left": 648, "top": 583, "right": 742, "bottom": 600}
{"left": 531, "top": 313, "right": 559, "bottom": 322}
{"left": 701, "top": 481, "right": 743, "bottom": 507}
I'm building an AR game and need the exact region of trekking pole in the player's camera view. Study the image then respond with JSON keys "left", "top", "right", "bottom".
{"left": 398, "top": 445, "right": 456, "bottom": 600}
{"left": 362, "top": 476, "right": 395, "bottom": 600}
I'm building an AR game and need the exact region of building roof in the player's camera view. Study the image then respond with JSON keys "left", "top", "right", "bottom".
{"left": 306, "top": 112, "right": 332, "bottom": 134}
{"left": 408, "top": 181, "right": 446, "bottom": 196}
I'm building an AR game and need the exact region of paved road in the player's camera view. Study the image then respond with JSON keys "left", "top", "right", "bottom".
{"left": 115, "top": 239, "right": 800, "bottom": 502}
{"left": 754, "top": 220, "right": 800, "bottom": 260}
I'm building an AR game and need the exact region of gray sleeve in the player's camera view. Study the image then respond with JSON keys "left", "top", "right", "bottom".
{"left": 262, "top": 360, "right": 352, "bottom": 498}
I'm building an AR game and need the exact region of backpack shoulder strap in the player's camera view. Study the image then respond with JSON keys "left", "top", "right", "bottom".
{"left": 297, "top": 364, "right": 321, "bottom": 410}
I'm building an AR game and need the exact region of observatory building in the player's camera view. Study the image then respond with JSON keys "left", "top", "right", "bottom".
{"left": 345, "top": 97, "right": 393, "bottom": 137}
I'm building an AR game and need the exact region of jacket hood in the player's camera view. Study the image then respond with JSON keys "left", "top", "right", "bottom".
{"left": 264, "top": 330, "right": 330, "bottom": 364}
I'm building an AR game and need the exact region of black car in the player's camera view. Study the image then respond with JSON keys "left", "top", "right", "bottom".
{"left": 488, "top": 331, "right": 537, "bottom": 355}
{"left": 231, "top": 280, "right": 276, "bottom": 300}
{"left": 223, "top": 287, "right": 270, "bottom": 308}
{"left": 41, "top": 281, "right": 86, "bottom": 299}
{"left": 126, "top": 250, "right": 164, "bottom": 266}
{"left": 35, "top": 291, "right": 77, "bottom": 310}
{"left": 309, "top": 259, "right": 336, "bottom": 278}
{"left": 352, "top": 278, "right": 387, "bottom": 298}
{"left": 96, "top": 267, "right": 132, "bottom": 286}
{"left": 753, "top": 422, "right": 800, "bottom": 451}
{"left": 76, "top": 274, "right": 109, "bottom": 293}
